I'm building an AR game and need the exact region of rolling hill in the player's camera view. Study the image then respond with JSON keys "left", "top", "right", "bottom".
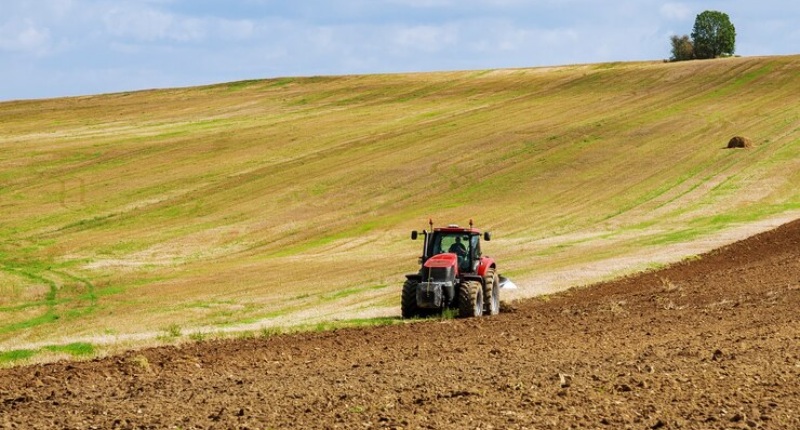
{"left": 0, "top": 55, "right": 798, "bottom": 357}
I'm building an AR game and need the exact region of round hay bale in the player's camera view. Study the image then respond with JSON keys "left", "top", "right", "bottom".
{"left": 727, "top": 136, "right": 754, "bottom": 149}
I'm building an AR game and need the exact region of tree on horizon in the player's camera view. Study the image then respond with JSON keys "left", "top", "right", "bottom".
{"left": 691, "top": 10, "right": 736, "bottom": 59}
{"left": 669, "top": 35, "right": 694, "bottom": 61}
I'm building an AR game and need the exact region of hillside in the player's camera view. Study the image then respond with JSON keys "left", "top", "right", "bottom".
{"left": 0, "top": 55, "right": 799, "bottom": 355}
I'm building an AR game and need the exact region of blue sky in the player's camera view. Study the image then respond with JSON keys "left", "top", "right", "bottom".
{"left": 1, "top": 0, "right": 798, "bottom": 101}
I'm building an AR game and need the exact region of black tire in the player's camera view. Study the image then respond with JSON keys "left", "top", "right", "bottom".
{"left": 458, "top": 280, "right": 484, "bottom": 318}
{"left": 484, "top": 269, "right": 500, "bottom": 316}
{"left": 401, "top": 279, "right": 421, "bottom": 319}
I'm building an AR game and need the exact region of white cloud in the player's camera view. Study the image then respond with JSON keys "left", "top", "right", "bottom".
{"left": 384, "top": 0, "right": 534, "bottom": 8}
{"left": 0, "top": 20, "right": 52, "bottom": 55}
{"left": 102, "top": 7, "right": 192, "bottom": 42}
{"left": 218, "top": 20, "right": 256, "bottom": 40}
{"left": 386, "top": 0, "right": 455, "bottom": 7}
{"left": 467, "top": 23, "right": 579, "bottom": 55}
{"left": 659, "top": 3, "right": 692, "bottom": 21}
{"left": 101, "top": 5, "right": 258, "bottom": 43}
{"left": 50, "top": 0, "right": 77, "bottom": 18}
{"left": 392, "top": 24, "right": 458, "bottom": 52}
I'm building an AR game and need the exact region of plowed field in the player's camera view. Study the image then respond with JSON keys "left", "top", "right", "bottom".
{"left": 2, "top": 218, "right": 799, "bottom": 429}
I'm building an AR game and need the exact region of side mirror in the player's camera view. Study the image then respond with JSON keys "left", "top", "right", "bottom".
{"left": 484, "top": 232, "right": 492, "bottom": 241}
{"left": 411, "top": 231, "right": 418, "bottom": 240}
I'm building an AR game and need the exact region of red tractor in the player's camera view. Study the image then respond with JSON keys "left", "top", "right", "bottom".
{"left": 402, "top": 220, "right": 500, "bottom": 318}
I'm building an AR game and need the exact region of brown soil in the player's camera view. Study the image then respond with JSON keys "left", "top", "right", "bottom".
{"left": 2, "top": 219, "right": 799, "bottom": 429}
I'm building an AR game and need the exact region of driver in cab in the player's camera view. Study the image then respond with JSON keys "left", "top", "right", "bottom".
{"left": 448, "top": 236, "right": 468, "bottom": 257}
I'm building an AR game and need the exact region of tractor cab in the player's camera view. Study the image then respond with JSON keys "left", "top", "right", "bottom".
{"left": 411, "top": 222, "right": 492, "bottom": 274}
{"left": 425, "top": 228, "right": 485, "bottom": 273}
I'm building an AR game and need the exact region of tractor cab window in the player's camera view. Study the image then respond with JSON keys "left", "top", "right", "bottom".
{"left": 429, "top": 232, "right": 474, "bottom": 272}
{"left": 432, "top": 234, "right": 468, "bottom": 256}
{"left": 471, "top": 235, "right": 481, "bottom": 258}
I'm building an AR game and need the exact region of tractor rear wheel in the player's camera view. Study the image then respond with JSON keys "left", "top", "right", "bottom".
{"left": 401, "top": 279, "right": 421, "bottom": 318}
{"left": 458, "top": 280, "right": 484, "bottom": 318}
{"left": 484, "top": 269, "right": 500, "bottom": 315}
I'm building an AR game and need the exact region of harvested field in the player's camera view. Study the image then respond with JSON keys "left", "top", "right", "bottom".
{"left": 2, "top": 218, "right": 799, "bottom": 429}
{"left": 2, "top": 55, "right": 799, "bottom": 350}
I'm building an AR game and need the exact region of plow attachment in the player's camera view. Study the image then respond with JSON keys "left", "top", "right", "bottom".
{"left": 498, "top": 275, "right": 518, "bottom": 290}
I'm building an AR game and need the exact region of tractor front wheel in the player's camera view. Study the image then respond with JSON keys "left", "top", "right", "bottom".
{"left": 401, "top": 279, "right": 421, "bottom": 319}
{"left": 458, "top": 280, "right": 484, "bottom": 318}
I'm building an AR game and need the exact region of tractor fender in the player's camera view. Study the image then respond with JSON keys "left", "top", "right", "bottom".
{"left": 405, "top": 274, "right": 422, "bottom": 282}
{"left": 476, "top": 257, "right": 496, "bottom": 278}
{"left": 460, "top": 274, "right": 485, "bottom": 286}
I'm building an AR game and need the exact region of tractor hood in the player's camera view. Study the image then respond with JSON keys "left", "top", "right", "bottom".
{"left": 424, "top": 253, "right": 458, "bottom": 269}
